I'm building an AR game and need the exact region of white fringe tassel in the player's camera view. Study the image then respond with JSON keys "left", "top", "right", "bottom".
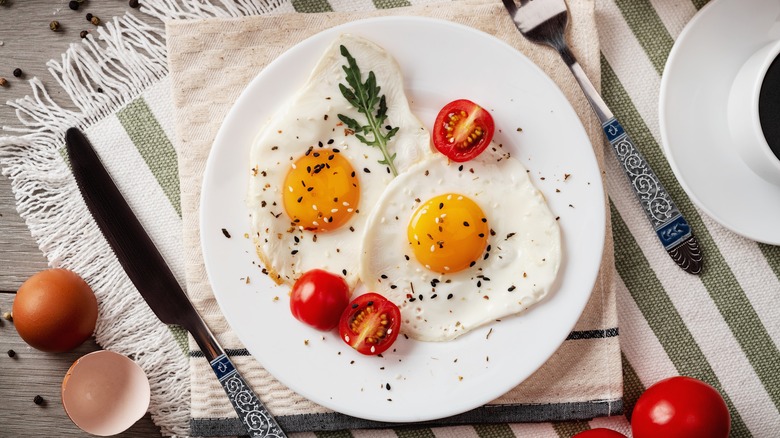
{"left": 0, "top": 13, "right": 188, "bottom": 438}
{"left": 141, "top": 0, "right": 286, "bottom": 21}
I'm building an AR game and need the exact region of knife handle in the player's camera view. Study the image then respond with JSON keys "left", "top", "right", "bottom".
{"left": 209, "top": 353, "right": 286, "bottom": 438}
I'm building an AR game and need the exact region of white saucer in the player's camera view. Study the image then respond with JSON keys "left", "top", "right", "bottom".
{"left": 659, "top": 0, "right": 780, "bottom": 244}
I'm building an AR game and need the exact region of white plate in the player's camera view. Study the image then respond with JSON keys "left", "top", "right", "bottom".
{"left": 660, "top": 0, "right": 780, "bottom": 244}
{"left": 201, "top": 17, "right": 605, "bottom": 423}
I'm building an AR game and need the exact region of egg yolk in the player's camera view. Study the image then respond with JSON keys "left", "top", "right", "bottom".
{"left": 283, "top": 148, "right": 360, "bottom": 232}
{"left": 407, "top": 193, "right": 489, "bottom": 274}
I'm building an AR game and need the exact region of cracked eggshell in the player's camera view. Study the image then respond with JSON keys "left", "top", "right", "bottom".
{"left": 61, "top": 350, "right": 150, "bottom": 436}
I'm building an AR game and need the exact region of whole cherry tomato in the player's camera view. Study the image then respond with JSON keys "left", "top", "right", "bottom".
{"left": 432, "top": 99, "right": 495, "bottom": 162}
{"left": 289, "top": 269, "right": 351, "bottom": 331}
{"left": 631, "top": 376, "right": 730, "bottom": 438}
{"left": 338, "top": 292, "right": 401, "bottom": 355}
{"left": 572, "top": 429, "right": 627, "bottom": 438}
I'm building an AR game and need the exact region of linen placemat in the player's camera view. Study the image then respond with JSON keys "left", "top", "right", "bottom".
{"left": 165, "top": 0, "right": 621, "bottom": 434}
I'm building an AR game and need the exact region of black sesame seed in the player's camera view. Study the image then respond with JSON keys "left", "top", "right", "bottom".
{"left": 439, "top": 202, "right": 444, "bottom": 209}
{"left": 431, "top": 294, "right": 437, "bottom": 299}
{"left": 291, "top": 250, "right": 298, "bottom": 255}
{"left": 386, "top": 383, "right": 391, "bottom": 390}
{"left": 367, "top": 301, "right": 374, "bottom": 306}
{"left": 447, "top": 293, "right": 453, "bottom": 299}
{"left": 508, "top": 285, "right": 516, "bottom": 291}
{"left": 463, "top": 221, "right": 470, "bottom": 227}
{"left": 477, "top": 281, "right": 482, "bottom": 287}
{"left": 481, "top": 217, "right": 487, "bottom": 223}
{"left": 404, "top": 255, "right": 410, "bottom": 261}
{"left": 342, "top": 269, "right": 347, "bottom": 275}
{"left": 381, "top": 274, "right": 388, "bottom": 279}
{"left": 469, "top": 261, "right": 476, "bottom": 267}
{"left": 352, "top": 303, "right": 358, "bottom": 308}
{"left": 418, "top": 294, "right": 424, "bottom": 301}
{"left": 458, "top": 165, "right": 463, "bottom": 171}
{"left": 363, "top": 168, "right": 371, "bottom": 173}
{"left": 390, "top": 285, "right": 397, "bottom": 289}
{"left": 221, "top": 228, "right": 231, "bottom": 238}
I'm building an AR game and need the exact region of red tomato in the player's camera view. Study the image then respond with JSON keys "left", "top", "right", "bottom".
{"left": 289, "top": 269, "right": 351, "bottom": 331}
{"left": 632, "top": 376, "right": 730, "bottom": 438}
{"left": 338, "top": 292, "right": 401, "bottom": 355}
{"left": 572, "top": 429, "right": 627, "bottom": 438}
{"left": 432, "top": 99, "right": 495, "bottom": 162}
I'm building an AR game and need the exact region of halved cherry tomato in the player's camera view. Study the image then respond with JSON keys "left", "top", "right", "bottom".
{"left": 572, "top": 429, "right": 627, "bottom": 438}
{"left": 290, "top": 269, "right": 351, "bottom": 331}
{"left": 631, "top": 376, "right": 730, "bottom": 438}
{"left": 432, "top": 99, "right": 495, "bottom": 162}
{"left": 338, "top": 292, "right": 401, "bottom": 355}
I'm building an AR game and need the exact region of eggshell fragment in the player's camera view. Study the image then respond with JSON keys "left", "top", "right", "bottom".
{"left": 62, "top": 350, "right": 150, "bottom": 436}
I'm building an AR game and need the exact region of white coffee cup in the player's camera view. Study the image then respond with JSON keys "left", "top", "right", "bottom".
{"left": 728, "top": 39, "right": 780, "bottom": 185}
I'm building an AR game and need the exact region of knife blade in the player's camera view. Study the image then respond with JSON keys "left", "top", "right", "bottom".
{"left": 65, "top": 127, "right": 286, "bottom": 438}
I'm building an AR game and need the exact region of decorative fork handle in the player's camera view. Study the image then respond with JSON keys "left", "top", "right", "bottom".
{"left": 209, "top": 353, "right": 286, "bottom": 437}
{"left": 567, "top": 63, "right": 703, "bottom": 275}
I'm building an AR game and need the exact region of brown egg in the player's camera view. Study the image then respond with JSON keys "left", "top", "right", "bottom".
{"left": 13, "top": 269, "right": 98, "bottom": 353}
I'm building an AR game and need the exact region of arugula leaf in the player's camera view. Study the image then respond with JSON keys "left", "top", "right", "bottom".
{"left": 337, "top": 45, "right": 399, "bottom": 177}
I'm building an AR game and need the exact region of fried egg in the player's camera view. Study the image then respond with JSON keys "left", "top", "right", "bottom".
{"left": 359, "top": 148, "right": 561, "bottom": 341}
{"left": 247, "top": 34, "right": 430, "bottom": 289}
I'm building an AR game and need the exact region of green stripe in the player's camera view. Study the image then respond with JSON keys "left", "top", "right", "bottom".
{"left": 169, "top": 325, "right": 189, "bottom": 354}
{"left": 610, "top": 201, "right": 750, "bottom": 437}
{"left": 474, "top": 424, "right": 514, "bottom": 438}
{"left": 620, "top": 352, "right": 646, "bottom": 421}
{"left": 603, "top": 55, "right": 780, "bottom": 415}
{"left": 613, "top": 0, "right": 675, "bottom": 76}
{"left": 315, "top": 431, "right": 353, "bottom": 438}
{"left": 758, "top": 243, "right": 780, "bottom": 281}
{"left": 116, "top": 97, "right": 181, "bottom": 217}
{"left": 292, "top": 0, "right": 333, "bottom": 12}
{"left": 552, "top": 421, "right": 589, "bottom": 437}
{"left": 373, "top": 0, "right": 410, "bottom": 8}
{"left": 692, "top": 0, "right": 710, "bottom": 10}
{"left": 394, "top": 428, "right": 435, "bottom": 438}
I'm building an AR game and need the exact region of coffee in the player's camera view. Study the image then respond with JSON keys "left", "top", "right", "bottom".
{"left": 759, "top": 53, "right": 780, "bottom": 158}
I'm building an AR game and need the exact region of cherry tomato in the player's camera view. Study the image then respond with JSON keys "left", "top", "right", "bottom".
{"left": 338, "top": 292, "right": 401, "bottom": 355}
{"left": 632, "top": 376, "right": 730, "bottom": 438}
{"left": 572, "top": 429, "right": 627, "bottom": 438}
{"left": 432, "top": 99, "right": 495, "bottom": 162}
{"left": 289, "top": 269, "right": 351, "bottom": 331}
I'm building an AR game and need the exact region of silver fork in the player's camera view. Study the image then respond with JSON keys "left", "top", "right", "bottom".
{"left": 503, "top": 0, "right": 703, "bottom": 275}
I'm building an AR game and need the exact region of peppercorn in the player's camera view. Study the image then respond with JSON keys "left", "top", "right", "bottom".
{"left": 12, "top": 68, "right": 22, "bottom": 78}
{"left": 49, "top": 20, "right": 60, "bottom": 31}
{"left": 7, "top": 349, "right": 15, "bottom": 358}
{"left": 97, "top": 87, "right": 104, "bottom": 93}
{"left": 80, "top": 30, "right": 89, "bottom": 39}
{"left": 129, "top": 0, "right": 139, "bottom": 8}
{"left": 68, "top": 0, "right": 79, "bottom": 10}
{"left": 90, "top": 16, "right": 100, "bottom": 26}
{"left": 0, "top": 78, "right": 7, "bottom": 87}
{"left": 33, "top": 395, "right": 44, "bottom": 406}
{"left": 0, "top": 0, "right": 6, "bottom": 5}
{"left": 2, "top": 312, "right": 11, "bottom": 321}
{"left": 86, "top": 13, "right": 93, "bottom": 21}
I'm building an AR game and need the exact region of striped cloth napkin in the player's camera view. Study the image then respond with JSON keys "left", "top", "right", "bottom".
{"left": 0, "top": 0, "right": 778, "bottom": 437}
{"left": 166, "top": 0, "right": 620, "bottom": 435}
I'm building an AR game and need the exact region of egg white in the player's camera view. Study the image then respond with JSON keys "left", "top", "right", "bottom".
{"left": 247, "top": 34, "right": 430, "bottom": 289}
{"left": 359, "top": 149, "right": 562, "bottom": 341}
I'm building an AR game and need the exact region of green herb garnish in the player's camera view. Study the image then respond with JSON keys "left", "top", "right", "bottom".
{"left": 337, "top": 45, "right": 399, "bottom": 177}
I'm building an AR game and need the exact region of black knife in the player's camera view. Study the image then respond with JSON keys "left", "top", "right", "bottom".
{"left": 65, "top": 127, "right": 286, "bottom": 438}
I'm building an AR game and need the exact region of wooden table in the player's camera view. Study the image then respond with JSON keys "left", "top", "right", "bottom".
{"left": 1, "top": 1, "right": 163, "bottom": 436}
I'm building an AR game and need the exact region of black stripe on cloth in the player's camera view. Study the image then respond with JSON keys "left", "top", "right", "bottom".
{"left": 190, "top": 399, "right": 624, "bottom": 435}
{"left": 187, "top": 327, "right": 619, "bottom": 357}
{"left": 189, "top": 348, "right": 251, "bottom": 358}
{"left": 566, "top": 327, "right": 619, "bottom": 340}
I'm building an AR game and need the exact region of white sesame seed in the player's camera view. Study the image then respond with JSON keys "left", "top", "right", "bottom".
{"left": 312, "top": 204, "right": 318, "bottom": 210}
